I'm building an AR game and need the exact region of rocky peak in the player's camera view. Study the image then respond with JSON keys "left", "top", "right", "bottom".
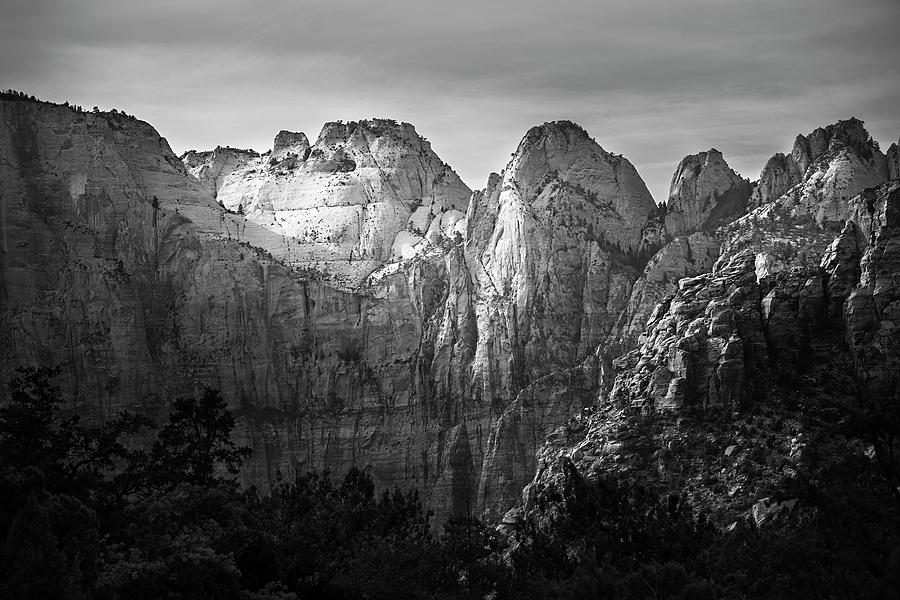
{"left": 272, "top": 130, "right": 309, "bottom": 156}
{"left": 181, "top": 146, "right": 259, "bottom": 198}
{"left": 314, "top": 118, "right": 420, "bottom": 148}
{"left": 664, "top": 148, "right": 752, "bottom": 238}
{"left": 739, "top": 118, "right": 890, "bottom": 230}
{"left": 749, "top": 152, "right": 802, "bottom": 209}
{"left": 501, "top": 120, "right": 656, "bottom": 254}
{"left": 791, "top": 117, "right": 880, "bottom": 177}
{"left": 887, "top": 140, "right": 900, "bottom": 181}
{"left": 208, "top": 117, "right": 471, "bottom": 289}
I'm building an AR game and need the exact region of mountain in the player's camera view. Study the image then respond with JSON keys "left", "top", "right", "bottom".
{"left": 205, "top": 119, "right": 472, "bottom": 290}
{"left": 502, "top": 119, "right": 898, "bottom": 544}
{"left": 0, "top": 100, "right": 655, "bottom": 518}
{"left": 181, "top": 145, "right": 259, "bottom": 199}
{"left": 664, "top": 148, "right": 752, "bottom": 238}
{"left": 2, "top": 96, "right": 898, "bottom": 530}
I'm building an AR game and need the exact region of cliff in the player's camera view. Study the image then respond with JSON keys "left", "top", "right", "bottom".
{"left": 0, "top": 101, "right": 664, "bottom": 519}
{"left": 503, "top": 121, "right": 898, "bottom": 538}
{"left": 3, "top": 98, "right": 896, "bottom": 526}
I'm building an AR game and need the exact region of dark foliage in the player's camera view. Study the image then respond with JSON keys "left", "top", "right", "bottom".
{"left": 2, "top": 366, "right": 899, "bottom": 599}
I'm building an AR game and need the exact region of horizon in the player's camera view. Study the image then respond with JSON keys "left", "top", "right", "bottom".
{"left": 3, "top": 0, "right": 899, "bottom": 202}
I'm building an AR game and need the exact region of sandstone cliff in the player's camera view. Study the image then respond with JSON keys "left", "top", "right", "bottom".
{"left": 210, "top": 119, "right": 472, "bottom": 290}
{"left": 5, "top": 97, "right": 896, "bottom": 527}
{"left": 0, "top": 99, "right": 468, "bottom": 513}
{"left": 181, "top": 146, "right": 259, "bottom": 199}
{"left": 505, "top": 179, "right": 899, "bottom": 543}
{"left": 463, "top": 121, "right": 662, "bottom": 515}
{"left": 664, "top": 149, "right": 752, "bottom": 238}
{"left": 0, "top": 100, "right": 665, "bottom": 520}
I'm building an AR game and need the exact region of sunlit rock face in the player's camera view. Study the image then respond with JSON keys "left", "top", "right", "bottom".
{"left": 664, "top": 149, "right": 752, "bottom": 238}
{"left": 459, "top": 121, "right": 665, "bottom": 515}
{"left": 181, "top": 146, "right": 260, "bottom": 198}
{"left": 465, "top": 121, "right": 657, "bottom": 381}
{"left": 749, "top": 153, "right": 802, "bottom": 210}
{"left": 211, "top": 119, "right": 472, "bottom": 290}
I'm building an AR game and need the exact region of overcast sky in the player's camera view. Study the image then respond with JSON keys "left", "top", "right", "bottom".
{"left": 3, "top": 0, "right": 899, "bottom": 201}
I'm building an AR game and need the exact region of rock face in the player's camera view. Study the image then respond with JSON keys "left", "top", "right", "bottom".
{"left": 504, "top": 171, "right": 899, "bottom": 545}
{"left": 464, "top": 121, "right": 656, "bottom": 390}
{"left": 0, "top": 102, "right": 662, "bottom": 520}
{"left": 0, "top": 99, "right": 468, "bottom": 514}
{"left": 664, "top": 149, "right": 752, "bottom": 238}
{"left": 749, "top": 153, "right": 801, "bottom": 209}
{"left": 181, "top": 146, "right": 259, "bottom": 198}
{"left": 607, "top": 119, "right": 893, "bottom": 413}
{"left": 887, "top": 141, "right": 900, "bottom": 181}
{"left": 613, "top": 148, "right": 749, "bottom": 350}
{"left": 615, "top": 232, "right": 721, "bottom": 345}
{"left": 214, "top": 119, "right": 472, "bottom": 289}
{"left": 845, "top": 182, "right": 900, "bottom": 399}
{"left": 450, "top": 121, "right": 661, "bottom": 516}
{"left": 272, "top": 130, "right": 309, "bottom": 157}
{"left": 3, "top": 98, "right": 897, "bottom": 525}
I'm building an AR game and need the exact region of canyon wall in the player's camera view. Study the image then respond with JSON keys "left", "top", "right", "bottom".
{"left": 3, "top": 98, "right": 895, "bottom": 523}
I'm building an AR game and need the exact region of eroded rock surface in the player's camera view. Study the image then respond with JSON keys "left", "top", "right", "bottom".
{"left": 181, "top": 146, "right": 259, "bottom": 198}
{"left": 0, "top": 103, "right": 663, "bottom": 520}
{"left": 664, "top": 149, "right": 752, "bottom": 238}
{"left": 213, "top": 119, "right": 472, "bottom": 290}
{"left": 4, "top": 99, "right": 897, "bottom": 526}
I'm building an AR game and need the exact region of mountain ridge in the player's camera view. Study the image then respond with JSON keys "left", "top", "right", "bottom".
{"left": 1, "top": 90, "right": 897, "bottom": 524}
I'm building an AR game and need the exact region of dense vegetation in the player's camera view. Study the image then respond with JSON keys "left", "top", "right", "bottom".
{"left": 1, "top": 368, "right": 898, "bottom": 599}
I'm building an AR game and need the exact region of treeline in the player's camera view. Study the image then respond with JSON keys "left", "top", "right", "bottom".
{"left": 0, "top": 89, "right": 135, "bottom": 117}
{"left": 2, "top": 368, "right": 899, "bottom": 599}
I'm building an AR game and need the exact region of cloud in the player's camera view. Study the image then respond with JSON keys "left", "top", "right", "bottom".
{"left": 2, "top": 0, "right": 898, "bottom": 201}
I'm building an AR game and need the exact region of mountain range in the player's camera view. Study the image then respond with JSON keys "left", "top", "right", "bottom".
{"left": 1, "top": 93, "right": 898, "bottom": 526}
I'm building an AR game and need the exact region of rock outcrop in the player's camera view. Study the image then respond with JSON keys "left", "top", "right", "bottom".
{"left": 749, "top": 153, "right": 801, "bottom": 209}
{"left": 613, "top": 149, "right": 748, "bottom": 349}
{"left": 181, "top": 146, "right": 259, "bottom": 198}
{"left": 887, "top": 140, "right": 900, "bottom": 181}
{"left": 272, "top": 130, "right": 309, "bottom": 157}
{"left": 664, "top": 149, "right": 752, "bottom": 238}
{"left": 607, "top": 118, "right": 893, "bottom": 413}
{"left": 213, "top": 119, "right": 472, "bottom": 290}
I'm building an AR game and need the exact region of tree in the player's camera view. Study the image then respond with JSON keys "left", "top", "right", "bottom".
{"left": 147, "top": 389, "right": 251, "bottom": 489}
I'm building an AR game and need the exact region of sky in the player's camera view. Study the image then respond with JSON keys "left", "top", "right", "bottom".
{"left": 2, "top": 0, "right": 899, "bottom": 202}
